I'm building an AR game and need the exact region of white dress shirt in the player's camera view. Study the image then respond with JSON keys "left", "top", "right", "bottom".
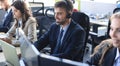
{"left": 114, "top": 48, "right": 120, "bottom": 66}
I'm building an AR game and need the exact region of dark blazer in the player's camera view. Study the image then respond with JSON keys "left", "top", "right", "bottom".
{"left": 102, "top": 48, "right": 116, "bottom": 66}
{"left": 34, "top": 20, "right": 86, "bottom": 61}
{"left": 0, "top": 9, "right": 13, "bottom": 33}
{"left": 87, "top": 47, "right": 116, "bottom": 66}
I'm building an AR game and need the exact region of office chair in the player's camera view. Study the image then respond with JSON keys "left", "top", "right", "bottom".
{"left": 31, "top": 2, "right": 55, "bottom": 38}
{"left": 71, "top": 12, "right": 90, "bottom": 62}
{"left": 36, "top": 8, "right": 55, "bottom": 38}
{"left": 30, "top": 2, "right": 44, "bottom": 17}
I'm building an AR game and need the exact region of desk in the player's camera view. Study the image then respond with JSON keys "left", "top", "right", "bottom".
{"left": 90, "top": 20, "right": 108, "bottom": 27}
{"left": 0, "top": 47, "right": 20, "bottom": 62}
{"left": 90, "top": 19, "right": 109, "bottom": 37}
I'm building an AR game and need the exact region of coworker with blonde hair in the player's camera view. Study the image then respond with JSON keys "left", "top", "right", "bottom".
{"left": 87, "top": 12, "right": 120, "bottom": 66}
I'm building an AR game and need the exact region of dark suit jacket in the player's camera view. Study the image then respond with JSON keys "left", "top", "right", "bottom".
{"left": 34, "top": 20, "right": 86, "bottom": 61}
{"left": 0, "top": 9, "right": 13, "bottom": 33}
{"left": 87, "top": 47, "right": 116, "bottom": 66}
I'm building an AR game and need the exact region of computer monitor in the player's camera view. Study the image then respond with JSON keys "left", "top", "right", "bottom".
{"left": 0, "top": 40, "right": 20, "bottom": 66}
{"left": 39, "top": 53, "right": 89, "bottom": 66}
{"left": 18, "top": 28, "right": 40, "bottom": 66}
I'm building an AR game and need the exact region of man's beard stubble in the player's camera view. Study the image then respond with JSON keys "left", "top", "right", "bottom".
{"left": 56, "top": 18, "right": 67, "bottom": 25}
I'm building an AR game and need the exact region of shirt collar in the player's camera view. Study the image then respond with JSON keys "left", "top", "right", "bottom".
{"left": 7, "top": 7, "right": 11, "bottom": 13}
{"left": 115, "top": 48, "right": 120, "bottom": 60}
{"left": 60, "top": 23, "right": 70, "bottom": 32}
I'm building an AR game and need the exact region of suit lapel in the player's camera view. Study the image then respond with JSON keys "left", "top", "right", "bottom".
{"left": 60, "top": 21, "right": 76, "bottom": 50}
{"left": 56, "top": 25, "right": 60, "bottom": 41}
{"left": 53, "top": 25, "right": 60, "bottom": 53}
{"left": 103, "top": 48, "right": 116, "bottom": 66}
{"left": 55, "top": 21, "right": 77, "bottom": 53}
{"left": 3, "top": 9, "right": 12, "bottom": 26}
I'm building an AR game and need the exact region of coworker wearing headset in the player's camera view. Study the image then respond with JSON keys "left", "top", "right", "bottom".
{"left": 0, "top": 1, "right": 37, "bottom": 45}
{"left": 34, "top": 0, "right": 86, "bottom": 61}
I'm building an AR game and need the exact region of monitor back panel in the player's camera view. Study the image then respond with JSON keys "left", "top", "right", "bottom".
{"left": 18, "top": 28, "right": 40, "bottom": 66}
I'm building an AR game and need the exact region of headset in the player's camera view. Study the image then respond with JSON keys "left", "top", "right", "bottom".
{"left": 63, "top": 0, "right": 72, "bottom": 18}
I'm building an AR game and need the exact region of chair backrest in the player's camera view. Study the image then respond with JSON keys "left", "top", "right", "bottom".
{"left": 72, "top": 12, "right": 90, "bottom": 47}
{"left": 30, "top": 2, "right": 44, "bottom": 16}
{"left": 71, "top": 12, "right": 90, "bottom": 61}
{"left": 35, "top": 8, "right": 55, "bottom": 38}
{"left": 113, "top": 8, "right": 120, "bottom": 13}
{"left": 36, "top": 15, "right": 55, "bottom": 37}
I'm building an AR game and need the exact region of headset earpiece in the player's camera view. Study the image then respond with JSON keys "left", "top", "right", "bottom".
{"left": 63, "top": 0, "right": 72, "bottom": 18}
{"left": 66, "top": 13, "right": 71, "bottom": 18}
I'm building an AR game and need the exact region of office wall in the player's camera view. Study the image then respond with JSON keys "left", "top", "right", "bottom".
{"left": 28, "top": 0, "right": 55, "bottom": 6}
{"left": 80, "top": 1, "right": 116, "bottom": 15}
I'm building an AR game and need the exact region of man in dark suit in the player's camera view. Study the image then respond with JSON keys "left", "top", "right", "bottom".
{"left": 0, "top": 0, "right": 14, "bottom": 33}
{"left": 34, "top": 0, "right": 86, "bottom": 61}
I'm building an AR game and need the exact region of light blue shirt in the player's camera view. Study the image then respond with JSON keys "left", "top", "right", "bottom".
{"left": 114, "top": 48, "right": 120, "bottom": 66}
{"left": 60, "top": 23, "right": 70, "bottom": 44}
{"left": 18, "top": 18, "right": 22, "bottom": 28}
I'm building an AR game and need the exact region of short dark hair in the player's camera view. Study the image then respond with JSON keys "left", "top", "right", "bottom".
{"left": 54, "top": 0, "right": 73, "bottom": 12}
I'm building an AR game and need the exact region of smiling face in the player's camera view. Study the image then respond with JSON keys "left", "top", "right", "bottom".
{"left": 109, "top": 18, "right": 120, "bottom": 49}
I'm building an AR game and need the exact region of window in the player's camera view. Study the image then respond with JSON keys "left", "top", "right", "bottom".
{"left": 81, "top": 0, "right": 118, "bottom": 4}
{"left": 27, "top": 0, "right": 55, "bottom": 7}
